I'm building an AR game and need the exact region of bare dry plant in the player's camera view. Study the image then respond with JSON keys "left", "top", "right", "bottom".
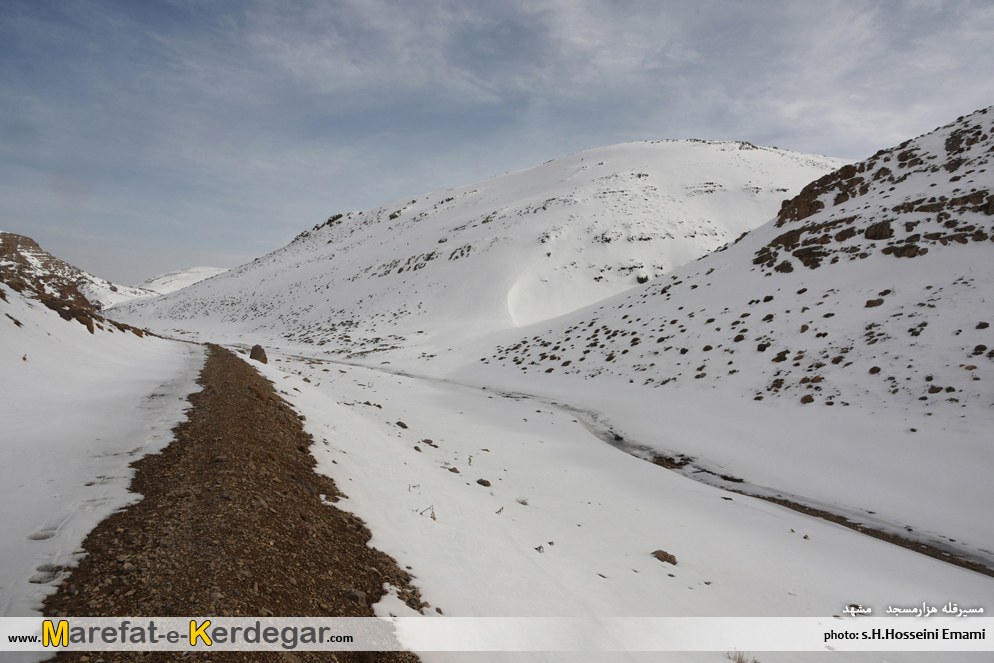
{"left": 725, "top": 651, "right": 760, "bottom": 663}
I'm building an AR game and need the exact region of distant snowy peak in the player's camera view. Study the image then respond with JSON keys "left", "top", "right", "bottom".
{"left": 486, "top": 106, "right": 994, "bottom": 412}
{"left": 0, "top": 232, "right": 157, "bottom": 310}
{"left": 136, "top": 267, "right": 228, "bottom": 295}
{"left": 112, "top": 139, "right": 846, "bottom": 348}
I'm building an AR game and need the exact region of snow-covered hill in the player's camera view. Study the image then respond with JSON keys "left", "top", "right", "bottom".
{"left": 111, "top": 141, "right": 846, "bottom": 350}
{"left": 0, "top": 232, "right": 158, "bottom": 310}
{"left": 466, "top": 105, "right": 994, "bottom": 566}
{"left": 105, "top": 121, "right": 994, "bottom": 570}
{"left": 135, "top": 266, "right": 228, "bottom": 295}
{"left": 483, "top": 108, "right": 994, "bottom": 412}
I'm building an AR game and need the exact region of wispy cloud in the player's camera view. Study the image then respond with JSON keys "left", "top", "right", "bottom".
{"left": 1, "top": 0, "right": 992, "bottom": 283}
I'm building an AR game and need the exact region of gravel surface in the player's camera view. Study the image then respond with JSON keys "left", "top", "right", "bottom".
{"left": 43, "top": 344, "right": 424, "bottom": 663}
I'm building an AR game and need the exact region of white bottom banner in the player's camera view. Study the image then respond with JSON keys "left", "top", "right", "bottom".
{"left": 1, "top": 617, "right": 990, "bottom": 652}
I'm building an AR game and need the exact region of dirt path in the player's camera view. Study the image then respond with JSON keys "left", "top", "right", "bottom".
{"left": 43, "top": 344, "right": 423, "bottom": 663}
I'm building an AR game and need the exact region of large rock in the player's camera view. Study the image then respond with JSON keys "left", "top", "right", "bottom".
{"left": 249, "top": 345, "right": 268, "bottom": 364}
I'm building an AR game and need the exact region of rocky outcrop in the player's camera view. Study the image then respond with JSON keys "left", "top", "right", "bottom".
{"left": 0, "top": 232, "right": 95, "bottom": 311}
{"left": 1, "top": 234, "right": 150, "bottom": 337}
{"left": 752, "top": 108, "right": 994, "bottom": 273}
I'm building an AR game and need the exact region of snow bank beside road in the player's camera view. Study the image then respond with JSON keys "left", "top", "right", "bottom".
{"left": 0, "top": 282, "right": 204, "bottom": 619}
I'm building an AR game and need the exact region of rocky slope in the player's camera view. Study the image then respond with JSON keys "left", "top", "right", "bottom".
{"left": 483, "top": 106, "right": 994, "bottom": 413}
{"left": 0, "top": 232, "right": 157, "bottom": 310}
{"left": 0, "top": 236, "right": 151, "bottom": 339}
{"left": 1, "top": 243, "right": 203, "bottom": 623}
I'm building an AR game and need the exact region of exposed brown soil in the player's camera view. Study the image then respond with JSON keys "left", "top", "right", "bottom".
{"left": 43, "top": 344, "right": 424, "bottom": 662}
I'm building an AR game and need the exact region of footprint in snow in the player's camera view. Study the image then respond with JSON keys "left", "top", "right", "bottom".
{"left": 78, "top": 496, "right": 109, "bottom": 510}
{"left": 28, "top": 564, "right": 64, "bottom": 584}
{"left": 27, "top": 527, "right": 58, "bottom": 541}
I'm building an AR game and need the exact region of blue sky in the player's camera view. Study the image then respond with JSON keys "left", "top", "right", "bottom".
{"left": 2, "top": 0, "right": 993, "bottom": 284}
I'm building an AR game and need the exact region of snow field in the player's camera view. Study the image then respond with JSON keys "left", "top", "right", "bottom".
{"left": 251, "top": 351, "right": 993, "bottom": 663}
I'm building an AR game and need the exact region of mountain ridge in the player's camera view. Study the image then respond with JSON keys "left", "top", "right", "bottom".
{"left": 110, "top": 139, "right": 847, "bottom": 350}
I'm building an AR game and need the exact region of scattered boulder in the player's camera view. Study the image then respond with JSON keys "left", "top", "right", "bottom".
{"left": 249, "top": 345, "right": 268, "bottom": 364}
{"left": 800, "top": 394, "right": 814, "bottom": 404}
{"left": 476, "top": 479, "right": 491, "bottom": 487}
{"left": 652, "top": 550, "right": 677, "bottom": 565}
{"left": 865, "top": 299, "right": 884, "bottom": 308}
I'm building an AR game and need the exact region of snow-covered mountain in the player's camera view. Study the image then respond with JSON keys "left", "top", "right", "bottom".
{"left": 111, "top": 141, "right": 846, "bottom": 350}
{"left": 483, "top": 107, "right": 994, "bottom": 411}
{"left": 109, "top": 118, "right": 994, "bottom": 572}
{"left": 135, "top": 266, "right": 228, "bottom": 295}
{"left": 0, "top": 232, "right": 158, "bottom": 310}
{"left": 465, "top": 105, "right": 994, "bottom": 568}
{"left": 192, "top": 111, "right": 993, "bottom": 648}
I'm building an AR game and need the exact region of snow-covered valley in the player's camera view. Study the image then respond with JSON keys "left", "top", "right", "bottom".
{"left": 2, "top": 110, "right": 993, "bottom": 661}
{"left": 239, "top": 346, "right": 992, "bottom": 661}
